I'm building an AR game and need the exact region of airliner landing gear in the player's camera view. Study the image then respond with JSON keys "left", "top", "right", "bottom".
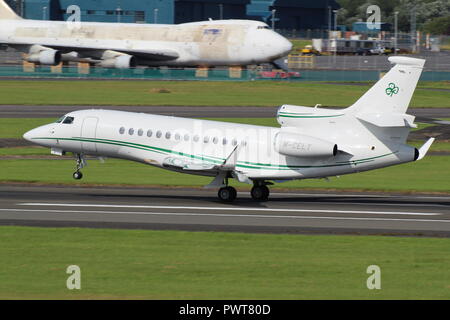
{"left": 251, "top": 182, "right": 270, "bottom": 201}
{"left": 217, "top": 176, "right": 237, "bottom": 202}
{"left": 73, "top": 153, "right": 86, "bottom": 180}
{"left": 218, "top": 186, "right": 237, "bottom": 202}
{"left": 73, "top": 171, "right": 83, "bottom": 180}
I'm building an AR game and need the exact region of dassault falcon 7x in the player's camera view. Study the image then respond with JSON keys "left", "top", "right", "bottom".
{"left": 24, "top": 56, "right": 434, "bottom": 202}
{"left": 0, "top": 0, "right": 292, "bottom": 68}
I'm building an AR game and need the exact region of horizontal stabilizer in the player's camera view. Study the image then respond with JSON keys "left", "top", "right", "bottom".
{"left": 357, "top": 113, "right": 416, "bottom": 128}
{"left": 416, "top": 138, "right": 435, "bottom": 161}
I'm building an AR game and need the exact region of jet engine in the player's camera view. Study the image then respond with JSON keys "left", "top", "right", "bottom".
{"left": 99, "top": 54, "right": 137, "bottom": 69}
{"left": 275, "top": 132, "right": 338, "bottom": 158}
{"left": 27, "top": 49, "right": 62, "bottom": 66}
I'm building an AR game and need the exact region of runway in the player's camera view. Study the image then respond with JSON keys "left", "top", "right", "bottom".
{"left": 1, "top": 184, "right": 449, "bottom": 237}
{"left": 0, "top": 105, "right": 449, "bottom": 121}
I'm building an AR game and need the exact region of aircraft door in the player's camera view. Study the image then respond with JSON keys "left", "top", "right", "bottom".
{"left": 81, "top": 117, "right": 98, "bottom": 153}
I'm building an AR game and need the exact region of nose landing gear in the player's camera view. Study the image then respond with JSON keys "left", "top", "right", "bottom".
{"left": 73, "top": 153, "right": 86, "bottom": 180}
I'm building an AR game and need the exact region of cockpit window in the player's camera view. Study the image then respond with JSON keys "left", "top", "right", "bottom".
{"left": 257, "top": 25, "right": 270, "bottom": 29}
{"left": 55, "top": 116, "right": 65, "bottom": 123}
{"left": 62, "top": 117, "right": 74, "bottom": 124}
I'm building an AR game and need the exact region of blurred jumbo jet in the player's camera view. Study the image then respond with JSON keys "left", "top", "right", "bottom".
{"left": 0, "top": 0, "right": 292, "bottom": 68}
{"left": 24, "top": 56, "right": 434, "bottom": 202}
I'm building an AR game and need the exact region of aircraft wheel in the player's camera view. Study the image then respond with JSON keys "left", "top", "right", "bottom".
{"left": 251, "top": 185, "right": 269, "bottom": 201}
{"left": 73, "top": 171, "right": 83, "bottom": 180}
{"left": 218, "top": 186, "right": 237, "bottom": 202}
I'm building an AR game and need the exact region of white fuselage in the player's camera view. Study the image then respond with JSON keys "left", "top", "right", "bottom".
{"left": 0, "top": 18, "right": 292, "bottom": 66}
{"left": 23, "top": 109, "right": 417, "bottom": 182}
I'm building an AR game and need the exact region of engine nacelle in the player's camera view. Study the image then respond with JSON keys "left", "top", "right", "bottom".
{"left": 27, "top": 49, "right": 62, "bottom": 66}
{"left": 275, "top": 132, "right": 338, "bottom": 158}
{"left": 99, "top": 55, "right": 137, "bottom": 69}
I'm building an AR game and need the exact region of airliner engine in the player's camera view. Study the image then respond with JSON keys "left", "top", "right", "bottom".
{"left": 274, "top": 132, "right": 338, "bottom": 158}
{"left": 99, "top": 54, "right": 137, "bottom": 69}
{"left": 27, "top": 49, "right": 61, "bottom": 65}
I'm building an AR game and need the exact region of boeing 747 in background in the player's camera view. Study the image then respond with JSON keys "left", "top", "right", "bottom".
{"left": 24, "top": 56, "right": 434, "bottom": 202}
{"left": 0, "top": 0, "right": 292, "bottom": 69}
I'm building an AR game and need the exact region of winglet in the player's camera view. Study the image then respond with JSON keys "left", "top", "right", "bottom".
{"left": 416, "top": 137, "right": 435, "bottom": 161}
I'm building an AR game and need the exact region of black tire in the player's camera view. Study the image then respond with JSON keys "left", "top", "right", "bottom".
{"left": 218, "top": 186, "right": 237, "bottom": 202}
{"left": 251, "top": 185, "right": 269, "bottom": 201}
{"left": 73, "top": 171, "right": 83, "bottom": 180}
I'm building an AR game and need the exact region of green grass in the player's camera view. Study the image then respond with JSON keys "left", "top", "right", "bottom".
{"left": 417, "top": 81, "right": 450, "bottom": 90}
{"left": 0, "top": 147, "right": 49, "bottom": 156}
{"left": 0, "top": 80, "right": 448, "bottom": 108}
{"left": 0, "top": 156, "right": 448, "bottom": 193}
{"left": 0, "top": 226, "right": 449, "bottom": 299}
{"left": 289, "top": 39, "right": 312, "bottom": 52}
{"left": 0, "top": 118, "right": 279, "bottom": 139}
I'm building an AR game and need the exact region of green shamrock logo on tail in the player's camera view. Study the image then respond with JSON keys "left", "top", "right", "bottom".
{"left": 385, "top": 83, "right": 399, "bottom": 97}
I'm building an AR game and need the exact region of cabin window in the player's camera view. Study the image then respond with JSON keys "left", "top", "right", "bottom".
{"left": 138, "top": 129, "right": 143, "bottom": 136}
{"left": 213, "top": 137, "right": 218, "bottom": 144}
{"left": 165, "top": 132, "right": 171, "bottom": 139}
{"left": 175, "top": 133, "right": 181, "bottom": 141}
{"left": 184, "top": 134, "right": 190, "bottom": 141}
{"left": 119, "top": 127, "right": 125, "bottom": 134}
{"left": 128, "top": 128, "right": 134, "bottom": 135}
{"left": 203, "top": 136, "right": 209, "bottom": 143}
{"left": 147, "top": 129, "right": 153, "bottom": 137}
{"left": 156, "top": 130, "right": 162, "bottom": 138}
{"left": 62, "top": 117, "right": 74, "bottom": 124}
{"left": 222, "top": 138, "right": 228, "bottom": 145}
{"left": 193, "top": 135, "right": 199, "bottom": 142}
{"left": 232, "top": 138, "right": 238, "bottom": 146}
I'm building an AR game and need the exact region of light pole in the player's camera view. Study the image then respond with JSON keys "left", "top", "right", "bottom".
{"left": 42, "top": 6, "right": 47, "bottom": 20}
{"left": 333, "top": 9, "right": 338, "bottom": 31}
{"left": 219, "top": 4, "right": 223, "bottom": 20}
{"left": 154, "top": 8, "right": 159, "bottom": 24}
{"left": 394, "top": 11, "right": 398, "bottom": 54}
{"left": 333, "top": 9, "right": 338, "bottom": 64}
{"left": 271, "top": 9, "right": 276, "bottom": 30}
{"left": 116, "top": 7, "right": 122, "bottom": 23}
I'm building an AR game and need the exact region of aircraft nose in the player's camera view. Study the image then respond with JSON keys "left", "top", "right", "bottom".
{"left": 23, "top": 129, "right": 34, "bottom": 142}
{"left": 23, "top": 127, "right": 43, "bottom": 142}
{"left": 278, "top": 36, "right": 293, "bottom": 56}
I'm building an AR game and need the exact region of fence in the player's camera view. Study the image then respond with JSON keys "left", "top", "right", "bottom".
{"left": 0, "top": 65, "right": 448, "bottom": 82}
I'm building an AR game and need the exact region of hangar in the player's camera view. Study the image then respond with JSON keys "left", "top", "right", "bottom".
{"left": 5, "top": 0, "right": 339, "bottom": 30}
{"left": 247, "top": 0, "right": 340, "bottom": 30}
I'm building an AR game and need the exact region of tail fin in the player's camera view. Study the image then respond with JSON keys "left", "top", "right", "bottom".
{"left": 346, "top": 56, "right": 425, "bottom": 115}
{"left": 0, "top": 0, "right": 22, "bottom": 20}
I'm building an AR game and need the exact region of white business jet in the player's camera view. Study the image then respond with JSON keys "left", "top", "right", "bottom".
{"left": 24, "top": 56, "right": 434, "bottom": 202}
{"left": 0, "top": 0, "right": 292, "bottom": 68}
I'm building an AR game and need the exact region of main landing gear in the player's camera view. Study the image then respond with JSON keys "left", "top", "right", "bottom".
{"left": 73, "top": 153, "right": 86, "bottom": 180}
{"left": 250, "top": 184, "right": 270, "bottom": 201}
{"left": 217, "top": 180, "right": 270, "bottom": 202}
{"left": 217, "top": 176, "right": 237, "bottom": 202}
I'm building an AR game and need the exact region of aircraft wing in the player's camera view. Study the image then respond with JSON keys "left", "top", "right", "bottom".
{"left": 162, "top": 146, "right": 240, "bottom": 173}
{"left": 162, "top": 157, "right": 218, "bottom": 172}
{"left": 13, "top": 43, "right": 179, "bottom": 61}
{"left": 62, "top": 46, "right": 179, "bottom": 61}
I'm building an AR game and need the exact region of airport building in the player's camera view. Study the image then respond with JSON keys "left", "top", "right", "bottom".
{"left": 247, "top": 0, "right": 340, "bottom": 30}
{"left": 6, "top": 0, "right": 339, "bottom": 30}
